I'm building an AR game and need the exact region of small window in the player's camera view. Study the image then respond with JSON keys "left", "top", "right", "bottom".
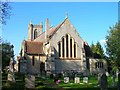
{"left": 95, "top": 62, "right": 104, "bottom": 68}
{"left": 95, "top": 62, "right": 97, "bottom": 68}
{"left": 32, "top": 56, "right": 35, "bottom": 66}
{"left": 34, "top": 29, "right": 37, "bottom": 39}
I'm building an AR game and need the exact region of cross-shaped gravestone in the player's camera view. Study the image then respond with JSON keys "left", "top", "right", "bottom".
{"left": 83, "top": 77, "right": 88, "bottom": 83}
{"left": 100, "top": 73, "right": 107, "bottom": 90}
{"left": 74, "top": 77, "right": 80, "bottom": 84}
{"left": 25, "top": 74, "right": 35, "bottom": 89}
{"left": 64, "top": 77, "right": 69, "bottom": 83}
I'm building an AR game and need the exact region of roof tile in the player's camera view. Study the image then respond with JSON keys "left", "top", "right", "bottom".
{"left": 25, "top": 41, "right": 43, "bottom": 54}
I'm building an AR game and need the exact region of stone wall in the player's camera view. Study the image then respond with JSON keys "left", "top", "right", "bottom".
{"left": 55, "top": 59, "right": 83, "bottom": 73}
{"left": 89, "top": 58, "right": 107, "bottom": 75}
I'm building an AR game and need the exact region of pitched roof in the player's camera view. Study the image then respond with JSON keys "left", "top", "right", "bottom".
{"left": 25, "top": 41, "right": 43, "bottom": 55}
{"left": 34, "top": 17, "right": 68, "bottom": 42}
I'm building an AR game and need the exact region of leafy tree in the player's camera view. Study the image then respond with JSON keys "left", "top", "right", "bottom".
{"left": 0, "top": 1, "right": 11, "bottom": 24}
{"left": 95, "top": 41, "right": 104, "bottom": 58}
{"left": 106, "top": 21, "right": 120, "bottom": 68}
{"left": 90, "top": 43, "right": 96, "bottom": 54}
{"left": 0, "top": 41, "right": 14, "bottom": 71}
{"left": 90, "top": 41, "right": 104, "bottom": 59}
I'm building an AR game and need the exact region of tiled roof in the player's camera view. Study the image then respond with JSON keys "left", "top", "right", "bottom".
{"left": 34, "top": 17, "right": 68, "bottom": 42}
{"left": 34, "top": 27, "right": 55, "bottom": 42}
{"left": 25, "top": 41, "right": 43, "bottom": 54}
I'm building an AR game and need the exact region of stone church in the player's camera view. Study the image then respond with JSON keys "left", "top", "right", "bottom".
{"left": 18, "top": 16, "right": 107, "bottom": 76}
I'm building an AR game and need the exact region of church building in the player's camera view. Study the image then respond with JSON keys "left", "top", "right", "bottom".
{"left": 18, "top": 16, "right": 107, "bottom": 76}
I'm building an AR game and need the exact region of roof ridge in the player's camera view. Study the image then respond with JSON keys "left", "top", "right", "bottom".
{"left": 48, "top": 17, "right": 68, "bottom": 39}
{"left": 26, "top": 41, "right": 43, "bottom": 43}
{"left": 34, "top": 17, "right": 69, "bottom": 41}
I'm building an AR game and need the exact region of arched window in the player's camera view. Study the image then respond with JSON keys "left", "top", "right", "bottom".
{"left": 32, "top": 56, "right": 35, "bottom": 66}
{"left": 62, "top": 37, "right": 64, "bottom": 57}
{"left": 70, "top": 38, "right": 72, "bottom": 57}
{"left": 74, "top": 43, "right": 76, "bottom": 58}
{"left": 34, "top": 29, "right": 37, "bottom": 39}
{"left": 58, "top": 34, "right": 77, "bottom": 59}
{"left": 66, "top": 34, "right": 68, "bottom": 57}
{"left": 58, "top": 42, "right": 61, "bottom": 57}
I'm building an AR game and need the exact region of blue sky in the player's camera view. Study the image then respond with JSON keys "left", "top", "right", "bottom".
{"left": 2, "top": 2, "right": 118, "bottom": 59}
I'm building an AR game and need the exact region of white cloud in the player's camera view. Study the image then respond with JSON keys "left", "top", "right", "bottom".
{"left": 99, "top": 39, "right": 106, "bottom": 45}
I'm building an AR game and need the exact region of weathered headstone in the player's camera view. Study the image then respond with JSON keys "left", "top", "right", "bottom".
{"left": 64, "top": 77, "right": 69, "bottom": 83}
{"left": 100, "top": 73, "right": 107, "bottom": 90}
{"left": 74, "top": 77, "right": 80, "bottom": 84}
{"left": 98, "top": 73, "right": 102, "bottom": 84}
{"left": 83, "top": 77, "right": 88, "bottom": 83}
{"left": 118, "top": 73, "right": 120, "bottom": 90}
{"left": 25, "top": 74, "right": 35, "bottom": 89}
{"left": 106, "top": 72, "right": 109, "bottom": 77}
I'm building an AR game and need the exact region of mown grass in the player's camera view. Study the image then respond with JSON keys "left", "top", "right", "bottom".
{"left": 2, "top": 73, "right": 118, "bottom": 90}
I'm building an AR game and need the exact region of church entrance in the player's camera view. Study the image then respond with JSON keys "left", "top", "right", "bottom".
{"left": 40, "top": 62, "right": 45, "bottom": 75}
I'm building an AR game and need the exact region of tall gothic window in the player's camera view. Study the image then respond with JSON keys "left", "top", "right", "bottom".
{"left": 62, "top": 37, "right": 64, "bottom": 57}
{"left": 66, "top": 34, "right": 68, "bottom": 57}
{"left": 70, "top": 38, "right": 72, "bottom": 57}
{"left": 74, "top": 43, "right": 76, "bottom": 58}
{"left": 58, "top": 42, "right": 61, "bottom": 57}
{"left": 58, "top": 34, "right": 77, "bottom": 58}
{"left": 34, "top": 29, "right": 37, "bottom": 39}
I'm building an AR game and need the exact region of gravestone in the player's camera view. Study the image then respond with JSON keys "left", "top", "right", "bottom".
{"left": 118, "top": 73, "right": 120, "bottom": 90}
{"left": 25, "top": 74, "right": 35, "bottom": 89}
{"left": 74, "top": 77, "right": 80, "bottom": 84}
{"left": 64, "top": 77, "right": 69, "bottom": 83}
{"left": 98, "top": 73, "right": 102, "bottom": 84}
{"left": 106, "top": 72, "right": 109, "bottom": 77}
{"left": 83, "top": 77, "right": 88, "bottom": 83}
{"left": 100, "top": 73, "right": 107, "bottom": 90}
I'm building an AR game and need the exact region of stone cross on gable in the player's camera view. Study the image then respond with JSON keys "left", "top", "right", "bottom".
{"left": 65, "top": 12, "right": 68, "bottom": 19}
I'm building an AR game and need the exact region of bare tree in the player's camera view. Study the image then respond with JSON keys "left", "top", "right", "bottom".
{"left": 0, "top": 0, "right": 11, "bottom": 24}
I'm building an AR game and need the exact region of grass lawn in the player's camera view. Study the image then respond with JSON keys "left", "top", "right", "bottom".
{"left": 2, "top": 73, "right": 118, "bottom": 90}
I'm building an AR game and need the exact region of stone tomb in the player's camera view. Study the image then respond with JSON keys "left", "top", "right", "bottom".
{"left": 74, "top": 77, "right": 80, "bottom": 84}
{"left": 64, "top": 77, "right": 69, "bottom": 83}
{"left": 83, "top": 77, "right": 88, "bottom": 83}
{"left": 25, "top": 74, "right": 35, "bottom": 89}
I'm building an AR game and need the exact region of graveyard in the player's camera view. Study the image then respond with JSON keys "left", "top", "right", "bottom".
{"left": 2, "top": 72, "right": 119, "bottom": 90}
{"left": 1, "top": 2, "right": 120, "bottom": 90}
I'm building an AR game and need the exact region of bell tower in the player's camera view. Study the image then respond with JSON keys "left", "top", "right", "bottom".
{"left": 28, "top": 21, "right": 33, "bottom": 41}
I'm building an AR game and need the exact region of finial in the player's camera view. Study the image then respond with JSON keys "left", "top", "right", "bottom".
{"left": 65, "top": 12, "right": 68, "bottom": 19}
